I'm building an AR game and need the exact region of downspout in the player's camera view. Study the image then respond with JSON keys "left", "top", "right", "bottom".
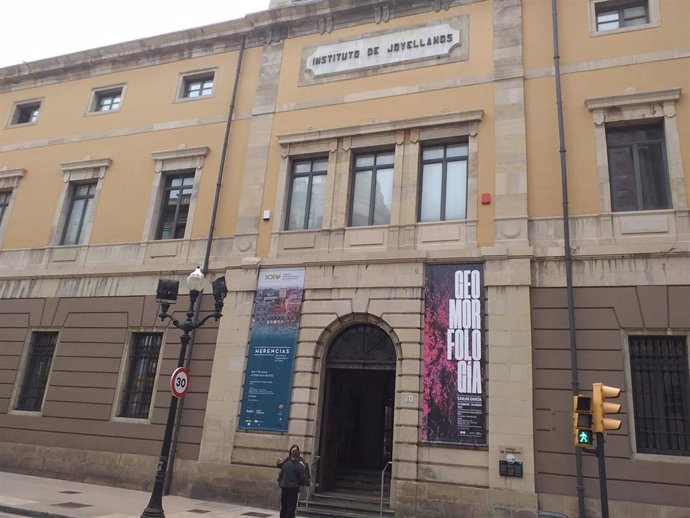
{"left": 551, "top": 3, "right": 586, "bottom": 518}
{"left": 164, "top": 35, "right": 247, "bottom": 495}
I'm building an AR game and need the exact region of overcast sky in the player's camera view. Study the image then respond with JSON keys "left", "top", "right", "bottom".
{"left": 0, "top": 1, "right": 272, "bottom": 68}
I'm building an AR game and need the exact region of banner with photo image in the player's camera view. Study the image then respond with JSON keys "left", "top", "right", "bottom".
{"left": 238, "top": 268, "right": 305, "bottom": 432}
{"left": 422, "top": 263, "right": 486, "bottom": 445}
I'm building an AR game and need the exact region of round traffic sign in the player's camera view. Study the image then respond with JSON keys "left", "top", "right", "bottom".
{"left": 170, "top": 367, "right": 190, "bottom": 398}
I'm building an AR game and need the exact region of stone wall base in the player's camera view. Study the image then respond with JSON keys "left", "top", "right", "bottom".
{"left": 538, "top": 493, "right": 690, "bottom": 518}
{"left": 394, "top": 480, "right": 538, "bottom": 518}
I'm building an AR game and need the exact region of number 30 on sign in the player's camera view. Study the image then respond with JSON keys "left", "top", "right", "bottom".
{"left": 170, "top": 367, "right": 190, "bottom": 398}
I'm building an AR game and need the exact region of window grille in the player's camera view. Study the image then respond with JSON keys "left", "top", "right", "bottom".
{"left": 630, "top": 335, "right": 690, "bottom": 455}
{"left": 16, "top": 332, "right": 58, "bottom": 412}
{"left": 119, "top": 333, "right": 163, "bottom": 419}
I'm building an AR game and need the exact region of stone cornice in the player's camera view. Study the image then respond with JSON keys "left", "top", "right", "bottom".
{"left": 277, "top": 109, "right": 484, "bottom": 144}
{"left": 0, "top": 168, "right": 26, "bottom": 180}
{"left": 0, "top": 0, "right": 481, "bottom": 92}
{"left": 585, "top": 88, "right": 682, "bottom": 110}
{"left": 151, "top": 146, "right": 210, "bottom": 161}
{"left": 60, "top": 158, "right": 112, "bottom": 172}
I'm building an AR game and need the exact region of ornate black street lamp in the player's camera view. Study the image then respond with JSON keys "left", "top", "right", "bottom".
{"left": 141, "top": 267, "right": 228, "bottom": 518}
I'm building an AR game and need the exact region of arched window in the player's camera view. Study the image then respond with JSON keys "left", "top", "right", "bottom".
{"left": 326, "top": 324, "right": 396, "bottom": 370}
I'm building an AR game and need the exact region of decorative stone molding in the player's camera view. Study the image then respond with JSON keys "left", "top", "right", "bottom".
{"left": 374, "top": 3, "right": 392, "bottom": 24}
{"left": 265, "top": 25, "right": 289, "bottom": 44}
{"left": 433, "top": 0, "right": 451, "bottom": 11}
{"left": 151, "top": 146, "right": 209, "bottom": 173}
{"left": 318, "top": 15, "right": 333, "bottom": 34}
{"left": 585, "top": 88, "right": 686, "bottom": 214}
{"left": 0, "top": 167, "right": 25, "bottom": 190}
{"left": 60, "top": 157, "right": 112, "bottom": 182}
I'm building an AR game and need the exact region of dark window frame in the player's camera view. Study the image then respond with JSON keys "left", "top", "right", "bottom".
{"left": 60, "top": 181, "right": 97, "bottom": 245}
{"left": 0, "top": 190, "right": 10, "bottom": 225}
{"left": 182, "top": 74, "right": 215, "bottom": 99}
{"left": 348, "top": 149, "right": 395, "bottom": 227}
{"left": 93, "top": 88, "right": 122, "bottom": 112}
{"left": 16, "top": 332, "right": 58, "bottom": 412}
{"left": 12, "top": 102, "right": 41, "bottom": 125}
{"left": 155, "top": 171, "right": 195, "bottom": 240}
{"left": 606, "top": 121, "right": 670, "bottom": 212}
{"left": 417, "top": 141, "right": 469, "bottom": 223}
{"left": 596, "top": 0, "right": 650, "bottom": 31}
{"left": 119, "top": 333, "right": 163, "bottom": 419}
{"left": 285, "top": 157, "right": 328, "bottom": 231}
{"left": 629, "top": 335, "right": 690, "bottom": 456}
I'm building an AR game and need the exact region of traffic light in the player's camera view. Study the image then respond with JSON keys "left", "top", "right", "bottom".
{"left": 572, "top": 395, "right": 594, "bottom": 448}
{"left": 592, "top": 383, "right": 622, "bottom": 433}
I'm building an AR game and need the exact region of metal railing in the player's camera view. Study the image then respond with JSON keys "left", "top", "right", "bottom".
{"left": 304, "top": 456, "right": 320, "bottom": 508}
{"left": 379, "top": 461, "right": 392, "bottom": 518}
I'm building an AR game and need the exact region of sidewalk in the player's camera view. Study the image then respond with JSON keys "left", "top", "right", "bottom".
{"left": 0, "top": 471, "right": 279, "bottom": 518}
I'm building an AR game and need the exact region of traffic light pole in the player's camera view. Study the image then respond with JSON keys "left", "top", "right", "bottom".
{"left": 595, "top": 432, "right": 609, "bottom": 518}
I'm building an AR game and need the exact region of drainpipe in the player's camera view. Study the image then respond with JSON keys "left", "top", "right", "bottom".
{"left": 164, "top": 35, "right": 247, "bottom": 495}
{"left": 551, "top": 3, "right": 585, "bottom": 518}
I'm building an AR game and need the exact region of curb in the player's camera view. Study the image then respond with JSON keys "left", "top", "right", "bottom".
{"left": 0, "top": 504, "right": 75, "bottom": 518}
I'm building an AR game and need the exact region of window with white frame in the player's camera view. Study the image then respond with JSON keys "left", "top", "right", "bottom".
{"left": 9, "top": 100, "right": 41, "bottom": 126}
{"left": 178, "top": 71, "right": 215, "bottom": 99}
{"left": 89, "top": 86, "right": 123, "bottom": 113}
{"left": 51, "top": 158, "right": 111, "bottom": 246}
{"left": 419, "top": 142, "right": 468, "bottom": 222}
{"left": 629, "top": 335, "right": 690, "bottom": 456}
{"left": 15, "top": 332, "right": 58, "bottom": 412}
{"left": 286, "top": 157, "right": 328, "bottom": 230}
{"left": 118, "top": 333, "right": 163, "bottom": 419}
{"left": 350, "top": 150, "right": 394, "bottom": 227}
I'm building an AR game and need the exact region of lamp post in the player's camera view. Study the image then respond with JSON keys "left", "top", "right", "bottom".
{"left": 141, "top": 267, "right": 228, "bottom": 518}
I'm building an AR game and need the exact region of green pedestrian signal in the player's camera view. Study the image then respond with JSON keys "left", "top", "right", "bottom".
{"left": 577, "top": 429, "right": 593, "bottom": 446}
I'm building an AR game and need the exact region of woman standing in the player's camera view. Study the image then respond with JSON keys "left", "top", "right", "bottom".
{"left": 277, "top": 446, "right": 309, "bottom": 518}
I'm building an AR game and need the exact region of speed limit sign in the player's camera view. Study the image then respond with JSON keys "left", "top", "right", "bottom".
{"left": 170, "top": 367, "right": 190, "bottom": 398}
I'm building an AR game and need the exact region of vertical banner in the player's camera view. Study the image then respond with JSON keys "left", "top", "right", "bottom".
{"left": 422, "top": 263, "right": 485, "bottom": 445}
{"left": 238, "top": 268, "right": 305, "bottom": 432}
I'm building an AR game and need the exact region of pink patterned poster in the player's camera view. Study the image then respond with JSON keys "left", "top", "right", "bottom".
{"left": 422, "top": 263, "right": 485, "bottom": 445}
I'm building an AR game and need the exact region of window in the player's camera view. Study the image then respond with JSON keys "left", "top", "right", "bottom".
{"left": 61, "top": 182, "right": 97, "bottom": 245}
{"left": 10, "top": 101, "right": 41, "bottom": 125}
{"left": 350, "top": 151, "right": 394, "bottom": 227}
{"left": 596, "top": 1, "right": 649, "bottom": 31}
{"left": 607, "top": 122, "right": 669, "bottom": 212}
{"left": 16, "top": 332, "right": 58, "bottom": 412}
{"left": 629, "top": 336, "right": 690, "bottom": 456}
{"left": 119, "top": 333, "right": 162, "bottom": 419}
{"left": 0, "top": 191, "right": 10, "bottom": 225}
{"left": 181, "top": 73, "right": 214, "bottom": 99}
{"left": 419, "top": 142, "right": 468, "bottom": 222}
{"left": 286, "top": 158, "right": 328, "bottom": 230}
{"left": 92, "top": 87, "right": 122, "bottom": 112}
{"left": 156, "top": 172, "right": 194, "bottom": 239}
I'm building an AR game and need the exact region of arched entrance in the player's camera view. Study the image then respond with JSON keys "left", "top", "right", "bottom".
{"left": 319, "top": 324, "right": 396, "bottom": 494}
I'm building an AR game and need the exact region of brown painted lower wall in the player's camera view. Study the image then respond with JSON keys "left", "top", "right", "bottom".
{"left": 531, "top": 285, "right": 690, "bottom": 510}
{"left": 0, "top": 295, "right": 218, "bottom": 468}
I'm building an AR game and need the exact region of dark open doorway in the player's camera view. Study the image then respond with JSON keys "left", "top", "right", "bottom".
{"left": 319, "top": 324, "right": 396, "bottom": 494}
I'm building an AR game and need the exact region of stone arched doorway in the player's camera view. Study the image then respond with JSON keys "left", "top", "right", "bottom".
{"left": 319, "top": 323, "right": 396, "bottom": 493}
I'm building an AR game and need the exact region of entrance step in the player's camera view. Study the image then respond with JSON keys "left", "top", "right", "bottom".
{"left": 298, "top": 492, "right": 394, "bottom": 518}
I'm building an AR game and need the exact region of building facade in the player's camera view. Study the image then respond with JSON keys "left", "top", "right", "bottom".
{"left": 0, "top": 1, "right": 688, "bottom": 517}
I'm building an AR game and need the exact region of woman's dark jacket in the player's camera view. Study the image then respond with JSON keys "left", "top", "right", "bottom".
{"left": 278, "top": 458, "right": 309, "bottom": 489}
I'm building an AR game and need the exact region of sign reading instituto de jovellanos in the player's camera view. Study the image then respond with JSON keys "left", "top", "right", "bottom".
{"left": 300, "top": 16, "right": 468, "bottom": 83}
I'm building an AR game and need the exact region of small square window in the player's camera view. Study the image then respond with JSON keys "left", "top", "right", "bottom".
{"left": 91, "top": 87, "right": 123, "bottom": 113}
{"left": 10, "top": 101, "right": 41, "bottom": 126}
{"left": 180, "top": 72, "right": 215, "bottom": 99}
{"left": 595, "top": 0, "right": 650, "bottom": 32}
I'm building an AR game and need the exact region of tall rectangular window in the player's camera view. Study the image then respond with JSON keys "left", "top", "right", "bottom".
{"left": 119, "top": 333, "right": 163, "bottom": 419}
{"left": 350, "top": 151, "right": 394, "bottom": 227}
{"left": 286, "top": 158, "right": 328, "bottom": 230}
{"left": 0, "top": 191, "right": 10, "bottom": 225}
{"left": 156, "top": 172, "right": 194, "bottom": 239}
{"left": 607, "top": 122, "right": 669, "bottom": 212}
{"left": 596, "top": 1, "right": 649, "bottom": 31}
{"left": 61, "top": 182, "right": 97, "bottom": 245}
{"left": 16, "top": 332, "right": 58, "bottom": 412}
{"left": 629, "top": 335, "right": 690, "bottom": 456}
{"left": 419, "top": 142, "right": 468, "bottom": 222}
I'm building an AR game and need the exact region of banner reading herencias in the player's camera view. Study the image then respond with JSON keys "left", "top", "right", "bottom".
{"left": 238, "top": 267, "right": 305, "bottom": 432}
{"left": 422, "top": 263, "right": 485, "bottom": 445}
